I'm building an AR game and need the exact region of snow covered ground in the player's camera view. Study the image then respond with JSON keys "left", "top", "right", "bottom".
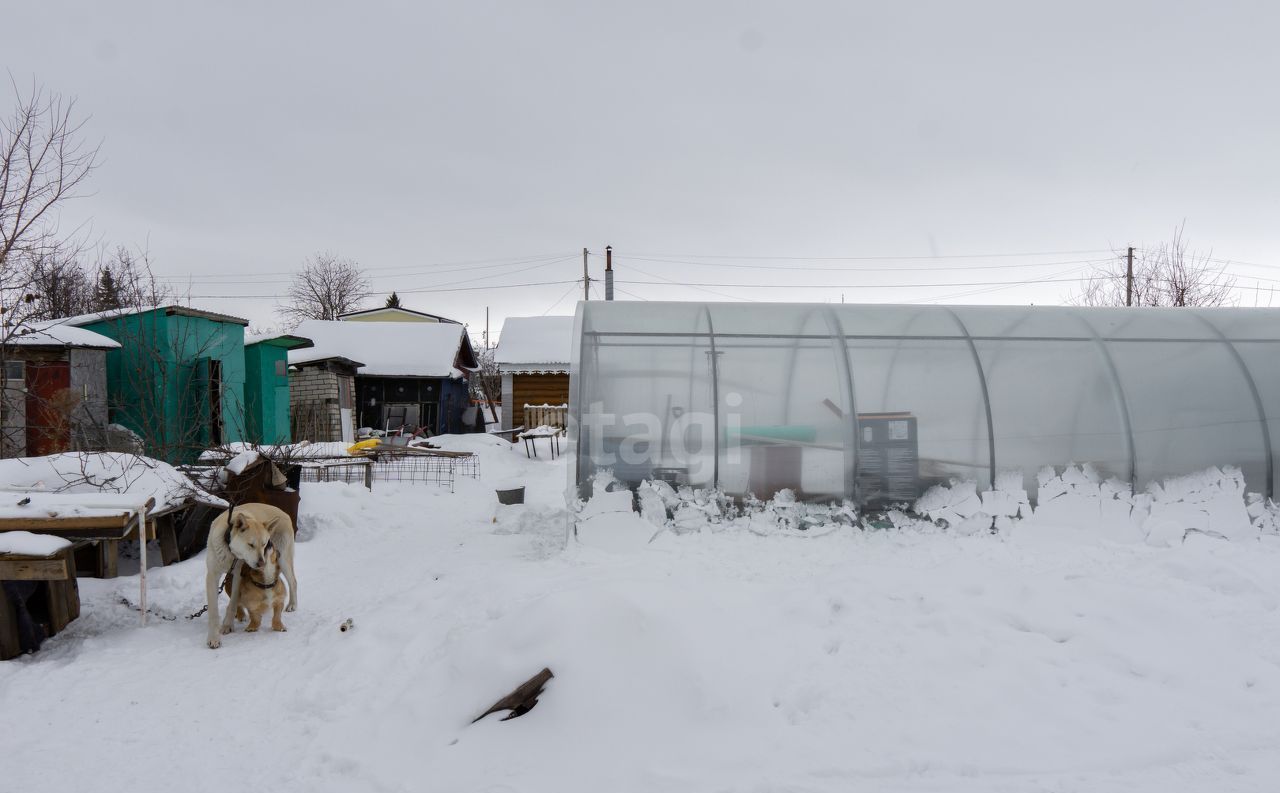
{"left": 4, "top": 437, "right": 1280, "bottom": 792}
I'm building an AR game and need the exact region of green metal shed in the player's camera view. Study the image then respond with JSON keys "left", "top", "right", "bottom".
{"left": 64, "top": 306, "right": 251, "bottom": 462}
{"left": 244, "top": 333, "right": 313, "bottom": 446}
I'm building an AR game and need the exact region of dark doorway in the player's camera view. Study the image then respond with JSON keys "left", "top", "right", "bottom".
{"left": 208, "top": 359, "right": 223, "bottom": 446}
{"left": 25, "top": 361, "right": 71, "bottom": 456}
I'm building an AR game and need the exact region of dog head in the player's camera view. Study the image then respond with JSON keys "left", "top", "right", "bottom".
{"left": 260, "top": 543, "right": 279, "bottom": 578}
{"left": 227, "top": 511, "right": 274, "bottom": 571}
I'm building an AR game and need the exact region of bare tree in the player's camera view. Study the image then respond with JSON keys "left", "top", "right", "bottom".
{"left": 277, "top": 253, "right": 370, "bottom": 326}
{"left": 22, "top": 247, "right": 94, "bottom": 320}
{"left": 1076, "top": 225, "right": 1236, "bottom": 307}
{"left": 468, "top": 339, "right": 501, "bottom": 425}
{"left": 95, "top": 244, "right": 171, "bottom": 308}
{"left": 0, "top": 81, "right": 98, "bottom": 280}
{"left": 19, "top": 243, "right": 171, "bottom": 321}
{"left": 0, "top": 82, "right": 98, "bottom": 456}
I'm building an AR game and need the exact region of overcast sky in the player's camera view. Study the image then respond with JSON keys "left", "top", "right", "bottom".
{"left": 7, "top": 1, "right": 1280, "bottom": 339}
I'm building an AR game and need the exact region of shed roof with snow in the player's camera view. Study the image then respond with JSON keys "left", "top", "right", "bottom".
{"left": 495, "top": 316, "right": 574, "bottom": 373}
{"left": 58, "top": 304, "right": 249, "bottom": 327}
{"left": 6, "top": 322, "right": 121, "bottom": 349}
{"left": 288, "top": 320, "right": 476, "bottom": 378}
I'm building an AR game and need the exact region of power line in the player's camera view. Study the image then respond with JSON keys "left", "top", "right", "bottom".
{"left": 614, "top": 270, "right": 1279, "bottom": 292}
{"left": 155, "top": 252, "right": 577, "bottom": 284}
{"left": 619, "top": 248, "right": 1115, "bottom": 261}
{"left": 184, "top": 279, "right": 580, "bottom": 299}
{"left": 601, "top": 253, "right": 1116, "bottom": 273}
{"left": 616, "top": 276, "right": 1096, "bottom": 290}
{"left": 542, "top": 282, "right": 580, "bottom": 315}
{"left": 625, "top": 264, "right": 761, "bottom": 303}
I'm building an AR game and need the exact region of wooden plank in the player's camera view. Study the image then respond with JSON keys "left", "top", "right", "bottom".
{"left": 0, "top": 584, "right": 19, "bottom": 660}
{"left": 122, "top": 520, "right": 157, "bottom": 542}
{"left": 45, "top": 580, "right": 70, "bottom": 633}
{"left": 99, "top": 541, "right": 119, "bottom": 579}
{"left": 0, "top": 557, "right": 69, "bottom": 581}
{"left": 64, "top": 568, "right": 80, "bottom": 622}
{"left": 45, "top": 551, "right": 78, "bottom": 632}
{"left": 512, "top": 373, "right": 570, "bottom": 428}
{"left": 156, "top": 519, "right": 179, "bottom": 566}
{"left": 0, "top": 514, "right": 133, "bottom": 532}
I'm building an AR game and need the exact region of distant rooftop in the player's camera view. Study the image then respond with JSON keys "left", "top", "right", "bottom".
{"left": 289, "top": 320, "right": 475, "bottom": 378}
{"left": 495, "top": 316, "right": 574, "bottom": 367}
{"left": 338, "top": 306, "right": 461, "bottom": 324}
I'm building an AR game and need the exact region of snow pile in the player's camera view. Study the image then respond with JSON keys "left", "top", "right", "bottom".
{"left": 1145, "top": 466, "right": 1256, "bottom": 544}
{"left": 575, "top": 471, "right": 654, "bottom": 551}
{"left": 1247, "top": 493, "right": 1280, "bottom": 535}
{"left": 909, "top": 464, "right": 1268, "bottom": 547}
{"left": 0, "top": 530, "right": 72, "bottom": 556}
{"left": 609, "top": 464, "right": 1275, "bottom": 549}
{"left": 0, "top": 453, "right": 225, "bottom": 513}
{"left": 592, "top": 476, "right": 856, "bottom": 539}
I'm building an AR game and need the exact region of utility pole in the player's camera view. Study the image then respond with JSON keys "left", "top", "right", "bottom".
{"left": 605, "top": 245, "right": 614, "bottom": 301}
{"left": 583, "top": 247, "right": 590, "bottom": 301}
{"left": 1126, "top": 246, "right": 1135, "bottom": 307}
{"left": 484, "top": 306, "right": 489, "bottom": 351}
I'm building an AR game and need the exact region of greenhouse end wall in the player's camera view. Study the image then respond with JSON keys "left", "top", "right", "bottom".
{"left": 569, "top": 302, "right": 1280, "bottom": 506}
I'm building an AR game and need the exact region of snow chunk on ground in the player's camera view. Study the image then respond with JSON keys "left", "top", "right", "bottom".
{"left": 1147, "top": 466, "right": 1255, "bottom": 542}
{"left": 916, "top": 479, "right": 984, "bottom": 528}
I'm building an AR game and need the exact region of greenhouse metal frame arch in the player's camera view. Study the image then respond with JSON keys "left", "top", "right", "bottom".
{"left": 571, "top": 302, "right": 1279, "bottom": 505}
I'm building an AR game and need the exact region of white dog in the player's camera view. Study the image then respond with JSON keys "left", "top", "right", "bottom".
{"left": 206, "top": 503, "right": 298, "bottom": 649}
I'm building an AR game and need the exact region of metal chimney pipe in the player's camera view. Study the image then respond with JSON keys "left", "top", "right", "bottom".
{"left": 605, "top": 245, "right": 614, "bottom": 301}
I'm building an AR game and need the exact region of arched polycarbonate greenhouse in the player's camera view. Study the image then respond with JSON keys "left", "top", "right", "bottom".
{"left": 569, "top": 301, "right": 1280, "bottom": 506}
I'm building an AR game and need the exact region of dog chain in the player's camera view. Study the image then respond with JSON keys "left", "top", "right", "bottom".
{"left": 116, "top": 596, "right": 208, "bottom": 621}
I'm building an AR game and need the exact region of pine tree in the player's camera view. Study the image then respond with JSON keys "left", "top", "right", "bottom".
{"left": 94, "top": 267, "right": 123, "bottom": 311}
{"left": 385, "top": 291, "right": 402, "bottom": 309}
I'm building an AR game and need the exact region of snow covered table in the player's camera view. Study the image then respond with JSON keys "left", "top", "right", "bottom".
{"left": 0, "top": 493, "right": 157, "bottom": 628}
{"left": 517, "top": 426, "right": 564, "bottom": 460}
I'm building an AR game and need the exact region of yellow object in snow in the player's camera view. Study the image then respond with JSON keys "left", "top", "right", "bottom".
{"left": 347, "top": 438, "right": 381, "bottom": 455}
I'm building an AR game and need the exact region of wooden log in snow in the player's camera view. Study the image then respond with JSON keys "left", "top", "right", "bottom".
{"left": 472, "top": 667, "right": 554, "bottom": 723}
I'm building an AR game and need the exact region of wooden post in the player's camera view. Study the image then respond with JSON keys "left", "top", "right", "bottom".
{"left": 583, "top": 248, "right": 590, "bottom": 301}
{"left": 137, "top": 510, "right": 147, "bottom": 626}
{"left": 1126, "top": 246, "right": 1135, "bottom": 307}
{"left": 99, "top": 540, "right": 119, "bottom": 578}
{"left": 156, "top": 518, "right": 179, "bottom": 566}
{"left": 0, "top": 582, "right": 18, "bottom": 660}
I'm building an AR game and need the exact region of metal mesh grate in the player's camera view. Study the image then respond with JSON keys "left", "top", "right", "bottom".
{"left": 297, "top": 452, "right": 479, "bottom": 492}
